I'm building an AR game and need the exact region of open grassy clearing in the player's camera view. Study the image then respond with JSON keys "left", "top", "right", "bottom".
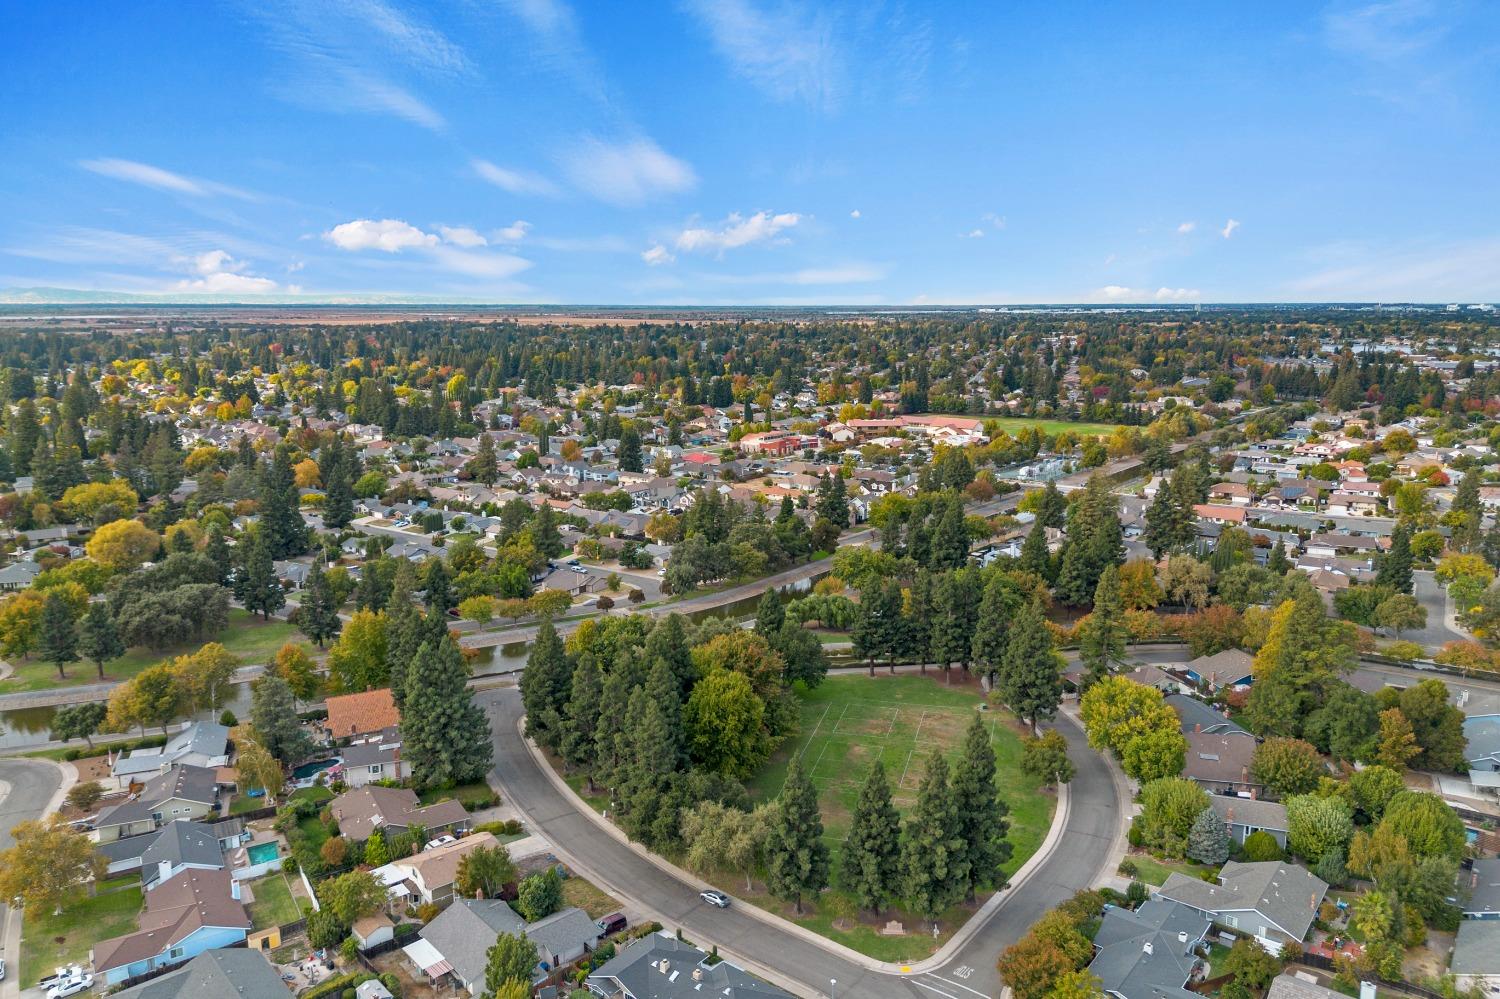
{"left": 740, "top": 673, "right": 1056, "bottom": 960}
{"left": 3, "top": 609, "right": 308, "bottom": 692}
{"left": 981, "top": 416, "right": 1123, "bottom": 437}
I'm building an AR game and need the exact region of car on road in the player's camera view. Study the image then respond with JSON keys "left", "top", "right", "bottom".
{"left": 699, "top": 889, "right": 730, "bottom": 908}
{"left": 46, "top": 972, "right": 94, "bottom": 999}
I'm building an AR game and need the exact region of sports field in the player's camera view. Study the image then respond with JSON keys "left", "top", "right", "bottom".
{"left": 746, "top": 674, "right": 1054, "bottom": 881}
{"left": 983, "top": 416, "right": 1122, "bottom": 437}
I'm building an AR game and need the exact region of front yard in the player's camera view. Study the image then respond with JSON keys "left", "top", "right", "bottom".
{"left": 21, "top": 885, "right": 142, "bottom": 985}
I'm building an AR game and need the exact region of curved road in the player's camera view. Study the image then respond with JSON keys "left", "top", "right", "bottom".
{"left": 480, "top": 686, "right": 1121, "bottom": 999}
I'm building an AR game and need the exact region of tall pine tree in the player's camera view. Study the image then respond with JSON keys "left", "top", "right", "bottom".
{"left": 520, "top": 619, "right": 575, "bottom": 751}
{"left": 952, "top": 715, "right": 1011, "bottom": 899}
{"left": 839, "top": 760, "right": 901, "bottom": 916}
{"left": 1078, "top": 564, "right": 1127, "bottom": 689}
{"left": 901, "top": 753, "right": 967, "bottom": 929}
{"left": 999, "top": 600, "right": 1064, "bottom": 733}
{"left": 764, "top": 758, "right": 830, "bottom": 913}
{"left": 299, "top": 559, "right": 342, "bottom": 648}
{"left": 402, "top": 633, "right": 492, "bottom": 788}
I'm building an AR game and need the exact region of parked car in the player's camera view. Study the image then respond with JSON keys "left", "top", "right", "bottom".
{"left": 37, "top": 967, "right": 84, "bottom": 991}
{"left": 699, "top": 889, "right": 730, "bottom": 908}
{"left": 597, "top": 912, "right": 628, "bottom": 935}
{"left": 423, "top": 835, "right": 456, "bottom": 851}
{"left": 46, "top": 973, "right": 94, "bottom": 999}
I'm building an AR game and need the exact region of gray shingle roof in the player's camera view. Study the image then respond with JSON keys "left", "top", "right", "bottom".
{"left": 1166, "top": 694, "right": 1248, "bottom": 737}
{"left": 1208, "top": 796, "right": 1288, "bottom": 833}
{"left": 98, "top": 765, "right": 219, "bottom": 827}
{"left": 109, "top": 948, "right": 290, "bottom": 998}
{"left": 1156, "top": 861, "right": 1326, "bottom": 942}
{"left": 587, "top": 932, "right": 793, "bottom": 999}
{"left": 1452, "top": 919, "right": 1500, "bottom": 975}
{"left": 1267, "top": 973, "right": 1343, "bottom": 999}
{"left": 1463, "top": 857, "right": 1500, "bottom": 916}
{"left": 419, "top": 899, "right": 526, "bottom": 987}
{"left": 140, "top": 821, "right": 225, "bottom": 877}
{"left": 525, "top": 906, "right": 601, "bottom": 966}
{"left": 1089, "top": 899, "right": 1209, "bottom": 999}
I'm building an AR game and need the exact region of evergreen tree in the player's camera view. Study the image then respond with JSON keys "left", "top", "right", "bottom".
{"left": 78, "top": 601, "right": 124, "bottom": 679}
{"left": 852, "top": 579, "right": 908, "bottom": 674}
{"left": 816, "top": 473, "right": 849, "bottom": 529}
{"left": 322, "top": 442, "right": 355, "bottom": 529}
{"left": 901, "top": 753, "right": 967, "bottom": 929}
{"left": 299, "top": 559, "right": 342, "bottom": 648}
{"left": 402, "top": 633, "right": 493, "bottom": 788}
{"left": 1036, "top": 480, "right": 1067, "bottom": 529}
{"left": 929, "top": 495, "right": 969, "bottom": 570}
{"left": 1376, "top": 523, "right": 1414, "bottom": 595}
{"left": 931, "top": 568, "right": 981, "bottom": 672}
{"left": 594, "top": 654, "right": 643, "bottom": 788}
{"left": 260, "top": 446, "right": 308, "bottom": 559}
{"left": 251, "top": 676, "right": 313, "bottom": 763}
{"left": 1055, "top": 476, "right": 1123, "bottom": 606}
{"left": 617, "top": 423, "right": 643, "bottom": 472}
{"left": 529, "top": 502, "right": 564, "bottom": 559}
{"left": 1078, "top": 564, "right": 1127, "bottom": 689}
{"left": 1017, "top": 519, "right": 1053, "bottom": 583}
{"left": 839, "top": 760, "right": 901, "bottom": 915}
{"left": 240, "top": 528, "right": 285, "bottom": 620}
{"left": 644, "top": 613, "right": 696, "bottom": 696}
{"left": 467, "top": 434, "right": 499, "bottom": 485}
{"left": 952, "top": 714, "right": 1011, "bottom": 899}
{"left": 384, "top": 570, "right": 422, "bottom": 710}
{"left": 423, "top": 558, "right": 454, "bottom": 613}
{"left": 755, "top": 588, "right": 785, "bottom": 636}
{"left": 8, "top": 399, "right": 39, "bottom": 475}
{"left": 1267, "top": 537, "right": 1291, "bottom": 575}
{"left": 999, "top": 600, "right": 1064, "bottom": 733}
{"left": 38, "top": 591, "right": 79, "bottom": 678}
{"left": 905, "top": 570, "right": 936, "bottom": 669}
{"left": 764, "top": 758, "right": 830, "bottom": 913}
{"left": 1186, "top": 805, "right": 1230, "bottom": 866}
{"left": 972, "top": 572, "right": 1022, "bottom": 686}
{"left": 520, "top": 619, "right": 574, "bottom": 751}
{"left": 202, "top": 526, "right": 231, "bottom": 586}
{"left": 559, "top": 654, "right": 603, "bottom": 778}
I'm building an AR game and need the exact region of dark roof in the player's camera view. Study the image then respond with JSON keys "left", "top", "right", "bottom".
{"left": 1088, "top": 899, "right": 1209, "bottom": 999}
{"left": 140, "top": 821, "right": 225, "bottom": 877}
{"left": 587, "top": 932, "right": 793, "bottom": 999}
{"left": 1451, "top": 920, "right": 1500, "bottom": 975}
{"left": 1463, "top": 857, "right": 1500, "bottom": 916}
{"left": 109, "top": 948, "right": 290, "bottom": 998}
{"left": 1166, "top": 694, "right": 1248, "bottom": 737}
{"left": 1156, "top": 861, "right": 1327, "bottom": 942}
{"left": 1208, "top": 796, "right": 1288, "bottom": 833}
{"left": 98, "top": 765, "right": 219, "bottom": 827}
{"left": 419, "top": 899, "right": 526, "bottom": 986}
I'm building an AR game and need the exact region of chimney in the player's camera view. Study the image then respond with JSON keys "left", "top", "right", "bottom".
{"left": 1226, "top": 807, "right": 1235, "bottom": 822}
{"left": 1194, "top": 723, "right": 1202, "bottom": 734}
{"left": 1178, "top": 932, "right": 1189, "bottom": 947}
{"left": 1142, "top": 942, "right": 1154, "bottom": 956}
{"left": 692, "top": 969, "right": 704, "bottom": 982}
{"left": 658, "top": 960, "right": 671, "bottom": 975}
{"left": 1310, "top": 893, "right": 1316, "bottom": 910}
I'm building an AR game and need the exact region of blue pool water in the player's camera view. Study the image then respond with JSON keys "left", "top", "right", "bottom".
{"left": 291, "top": 757, "right": 340, "bottom": 781}
{"left": 247, "top": 842, "right": 279, "bottom": 865}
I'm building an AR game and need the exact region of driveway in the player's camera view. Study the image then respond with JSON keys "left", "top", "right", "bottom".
{"left": 480, "top": 685, "right": 1122, "bottom": 999}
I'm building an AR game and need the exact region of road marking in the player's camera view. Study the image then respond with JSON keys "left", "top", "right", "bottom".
{"left": 951, "top": 967, "right": 974, "bottom": 980}
{"left": 913, "top": 980, "right": 963, "bottom": 999}
{"left": 898, "top": 747, "right": 915, "bottom": 789}
{"left": 930, "top": 973, "right": 988, "bottom": 998}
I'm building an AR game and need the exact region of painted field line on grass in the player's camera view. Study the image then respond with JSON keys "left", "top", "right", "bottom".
{"left": 884, "top": 706, "right": 899, "bottom": 735}
{"left": 912, "top": 707, "right": 929, "bottom": 744}
{"left": 827, "top": 700, "right": 853, "bottom": 736}
{"left": 797, "top": 702, "right": 834, "bottom": 760}
{"left": 898, "top": 746, "right": 916, "bottom": 789}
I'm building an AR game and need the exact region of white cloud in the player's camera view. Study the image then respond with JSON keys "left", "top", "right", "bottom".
{"left": 1091, "top": 285, "right": 1201, "bottom": 303}
{"left": 171, "top": 250, "right": 279, "bottom": 294}
{"left": 849, "top": 209, "right": 861, "bottom": 218}
{"left": 682, "top": 0, "right": 842, "bottom": 110}
{"left": 675, "top": 211, "right": 800, "bottom": 254}
{"left": 641, "top": 244, "right": 675, "bottom": 266}
{"left": 559, "top": 137, "right": 696, "bottom": 206}
{"left": 79, "top": 158, "right": 257, "bottom": 201}
{"left": 1177, "top": 221, "right": 1196, "bottom": 234}
{"left": 1154, "top": 287, "right": 1201, "bottom": 301}
{"left": 437, "top": 225, "right": 487, "bottom": 248}
{"left": 1221, "top": 218, "right": 1241, "bottom": 239}
{"left": 471, "top": 159, "right": 560, "bottom": 197}
{"left": 427, "top": 245, "right": 530, "bottom": 279}
{"left": 982, "top": 212, "right": 1007, "bottom": 230}
{"left": 961, "top": 229, "right": 984, "bottom": 239}
{"left": 496, "top": 221, "right": 532, "bottom": 242}
{"left": 1323, "top": 0, "right": 1447, "bottom": 63}
{"left": 325, "top": 219, "right": 439, "bottom": 252}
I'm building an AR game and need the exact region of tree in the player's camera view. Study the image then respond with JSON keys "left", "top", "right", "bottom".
{"left": 319, "top": 870, "right": 387, "bottom": 924}
{"left": 901, "top": 753, "right": 967, "bottom": 927}
{"left": 1120, "top": 726, "right": 1188, "bottom": 783}
{"left": 617, "top": 423, "right": 643, "bottom": 472}
{"left": 1118, "top": 558, "right": 1163, "bottom": 610}
{"left": 998, "top": 935, "right": 1077, "bottom": 999}
{"left": 1375, "top": 707, "right": 1420, "bottom": 769}
{"left": 261, "top": 446, "right": 308, "bottom": 559}
{"left": 681, "top": 801, "right": 772, "bottom": 892}
{"left": 251, "top": 675, "right": 313, "bottom": 764}
{"left": 1304, "top": 682, "right": 1379, "bottom": 764}
{"left": 1372, "top": 593, "right": 1424, "bottom": 637}
{"left": 77, "top": 601, "right": 124, "bottom": 679}
{"left": 1160, "top": 555, "right": 1213, "bottom": 610}
{"left": 1222, "top": 936, "right": 1282, "bottom": 991}
{"left": 402, "top": 633, "right": 492, "bottom": 788}
{"left": 305, "top": 908, "right": 348, "bottom": 950}
{"left": 454, "top": 843, "right": 517, "bottom": 899}
{"left": 816, "top": 472, "right": 849, "bottom": 529}
{"left": 1018, "top": 519, "right": 1053, "bottom": 583}
{"left": 1245, "top": 590, "right": 1356, "bottom": 737}
{"left": 1379, "top": 791, "right": 1466, "bottom": 860}
{"left": 327, "top": 608, "right": 389, "bottom": 692}
{"left": 754, "top": 588, "right": 785, "bottom": 636}
{"left": 105, "top": 662, "right": 184, "bottom": 735}
{"left": 520, "top": 618, "right": 573, "bottom": 751}
{"left": 1022, "top": 730, "right": 1075, "bottom": 787}
{"left": 65, "top": 780, "right": 104, "bottom": 812}
{"left": 839, "top": 760, "right": 902, "bottom": 915}
{"left": 299, "top": 559, "right": 342, "bottom": 648}
{"left": 172, "top": 642, "right": 239, "bottom": 712}
{"left": 467, "top": 434, "right": 499, "bottom": 485}
{"left": 0, "top": 590, "right": 46, "bottom": 660}
{"left": 999, "top": 600, "right": 1063, "bottom": 734}
{"left": 1139, "top": 777, "right": 1209, "bottom": 857}
{"left": 1375, "top": 523, "right": 1414, "bottom": 595}
{"left": 1186, "top": 806, "right": 1230, "bottom": 865}
{"left": 953, "top": 714, "right": 1011, "bottom": 898}
{"left": 1077, "top": 565, "right": 1126, "bottom": 688}
{"left": 1251, "top": 738, "right": 1325, "bottom": 798}
{"left": 50, "top": 702, "right": 107, "bottom": 749}
{"left": 235, "top": 736, "right": 285, "bottom": 805}
{"left": 38, "top": 591, "right": 79, "bottom": 677}
{"left": 1396, "top": 679, "right": 1468, "bottom": 772}
{"left": 362, "top": 829, "right": 389, "bottom": 867}
{"left": 516, "top": 867, "right": 563, "bottom": 921}
{"left": 1349, "top": 765, "right": 1406, "bottom": 822}
{"left": 972, "top": 572, "right": 1024, "bottom": 683}
{"left": 272, "top": 642, "right": 322, "bottom": 705}
{"left": 763, "top": 758, "right": 829, "bottom": 914}
{"left": 239, "top": 528, "right": 286, "bottom": 621}
{"left": 323, "top": 446, "right": 355, "bottom": 530}
{"left": 86, "top": 518, "right": 161, "bottom": 570}
{"left": 1079, "top": 676, "right": 1178, "bottom": 758}
{"left": 1046, "top": 970, "right": 1104, "bottom": 999}
{"left": 684, "top": 668, "right": 769, "bottom": 779}
{"left": 482, "top": 932, "right": 539, "bottom": 999}
{"left": 0, "top": 815, "right": 105, "bottom": 915}
{"left": 1286, "top": 794, "right": 1354, "bottom": 863}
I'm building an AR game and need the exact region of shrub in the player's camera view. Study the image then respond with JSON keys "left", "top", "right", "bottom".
{"left": 320, "top": 837, "right": 349, "bottom": 867}
{"left": 1117, "top": 859, "right": 1138, "bottom": 878}
{"left": 1241, "top": 830, "right": 1283, "bottom": 862}
{"left": 1127, "top": 820, "right": 1144, "bottom": 848}
{"left": 1126, "top": 881, "right": 1148, "bottom": 907}
{"left": 417, "top": 902, "right": 441, "bottom": 923}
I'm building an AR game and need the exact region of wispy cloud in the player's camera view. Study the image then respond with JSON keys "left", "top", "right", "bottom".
{"left": 675, "top": 211, "right": 800, "bottom": 254}
{"left": 1288, "top": 237, "right": 1500, "bottom": 300}
{"left": 559, "top": 137, "right": 696, "bottom": 206}
{"left": 242, "top": 0, "right": 468, "bottom": 131}
{"left": 471, "top": 159, "right": 561, "bottom": 197}
{"left": 1092, "top": 285, "right": 1201, "bottom": 303}
{"left": 1323, "top": 0, "right": 1449, "bottom": 63}
{"left": 702, "top": 262, "right": 888, "bottom": 285}
{"left": 1221, "top": 219, "right": 1241, "bottom": 239}
{"left": 960, "top": 229, "right": 984, "bottom": 239}
{"left": 80, "top": 158, "right": 259, "bottom": 201}
{"left": 849, "top": 209, "right": 861, "bottom": 219}
{"left": 641, "top": 245, "right": 675, "bottom": 266}
{"left": 496, "top": 221, "right": 532, "bottom": 242}
{"left": 1176, "top": 221, "right": 1196, "bottom": 234}
{"left": 681, "top": 0, "right": 843, "bottom": 110}
{"left": 437, "top": 225, "right": 488, "bottom": 248}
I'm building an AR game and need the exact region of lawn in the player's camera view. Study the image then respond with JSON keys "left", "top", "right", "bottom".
{"left": 3, "top": 609, "right": 309, "bottom": 693}
{"left": 741, "top": 673, "right": 1055, "bottom": 960}
{"left": 21, "top": 885, "right": 143, "bottom": 985}
{"left": 560, "top": 875, "right": 622, "bottom": 921}
{"left": 1124, "top": 853, "right": 1215, "bottom": 887}
{"left": 246, "top": 871, "right": 302, "bottom": 930}
{"left": 290, "top": 786, "right": 334, "bottom": 806}
{"left": 418, "top": 780, "right": 497, "bottom": 810}
{"left": 981, "top": 416, "right": 1123, "bottom": 438}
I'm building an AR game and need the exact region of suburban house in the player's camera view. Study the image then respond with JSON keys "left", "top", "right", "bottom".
{"left": 1208, "top": 796, "right": 1290, "bottom": 849}
{"left": 329, "top": 785, "right": 470, "bottom": 842}
{"left": 1464, "top": 714, "right": 1500, "bottom": 801}
{"left": 91, "top": 868, "right": 252, "bottom": 986}
{"left": 110, "top": 722, "right": 231, "bottom": 788}
{"left": 1185, "top": 649, "right": 1256, "bottom": 691}
{"left": 412, "top": 898, "right": 601, "bottom": 992}
{"left": 94, "top": 766, "right": 221, "bottom": 843}
{"left": 136, "top": 820, "right": 226, "bottom": 890}
{"left": 1087, "top": 898, "right": 1211, "bottom": 999}
{"left": 99, "top": 818, "right": 245, "bottom": 878}
{"left": 1183, "top": 730, "right": 1262, "bottom": 796}
{"left": 108, "top": 948, "right": 291, "bottom": 999}
{"left": 342, "top": 727, "right": 407, "bottom": 787}
{"left": 1167, "top": 694, "right": 1247, "bottom": 737}
{"left": 1268, "top": 973, "right": 1344, "bottom": 999}
{"left": 541, "top": 566, "right": 606, "bottom": 596}
{"left": 586, "top": 931, "right": 795, "bottom": 999}
{"left": 374, "top": 832, "right": 499, "bottom": 907}
{"left": 1452, "top": 921, "right": 1500, "bottom": 994}
{"left": 321, "top": 688, "right": 401, "bottom": 743}
{"left": 1461, "top": 857, "right": 1500, "bottom": 918}
{"left": 1155, "top": 861, "right": 1328, "bottom": 952}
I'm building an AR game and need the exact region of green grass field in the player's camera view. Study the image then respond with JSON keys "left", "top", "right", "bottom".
{"left": 741, "top": 674, "right": 1055, "bottom": 960}
{"left": 3, "top": 609, "right": 308, "bottom": 693}
{"left": 982, "top": 416, "right": 1123, "bottom": 438}
{"left": 246, "top": 871, "right": 302, "bottom": 930}
{"left": 21, "top": 885, "right": 143, "bottom": 984}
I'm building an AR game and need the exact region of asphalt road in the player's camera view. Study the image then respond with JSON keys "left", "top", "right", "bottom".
{"left": 481, "top": 685, "right": 1122, "bottom": 999}
{"left": 0, "top": 759, "right": 64, "bottom": 999}
{"left": 1409, "top": 570, "right": 1463, "bottom": 649}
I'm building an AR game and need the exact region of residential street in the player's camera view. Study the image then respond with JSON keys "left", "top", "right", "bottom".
{"left": 0, "top": 759, "right": 66, "bottom": 999}
{"left": 481, "top": 684, "right": 1123, "bottom": 999}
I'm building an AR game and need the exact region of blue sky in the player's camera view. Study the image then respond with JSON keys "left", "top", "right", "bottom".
{"left": 2, "top": 1, "right": 1498, "bottom": 304}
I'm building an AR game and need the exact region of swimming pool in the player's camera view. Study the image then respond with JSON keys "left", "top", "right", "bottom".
{"left": 247, "top": 841, "right": 280, "bottom": 865}
{"left": 291, "top": 757, "right": 341, "bottom": 781}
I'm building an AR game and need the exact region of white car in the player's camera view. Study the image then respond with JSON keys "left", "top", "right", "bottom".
{"left": 423, "top": 835, "right": 456, "bottom": 851}
{"left": 47, "top": 973, "right": 94, "bottom": 999}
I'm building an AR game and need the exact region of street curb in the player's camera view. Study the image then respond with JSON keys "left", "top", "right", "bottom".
{"left": 517, "top": 709, "right": 1075, "bottom": 977}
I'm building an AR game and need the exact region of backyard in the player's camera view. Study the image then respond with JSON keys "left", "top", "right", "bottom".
{"left": 3, "top": 609, "right": 309, "bottom": 692}
{"left": 246, "top": 870, "right": 303, "bottom": 930}
{"left": 21, "top": 884, "right": 143, "bottom": 985}
{"left": 741, "top": 673, "right": 1055, "bottom": 960}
